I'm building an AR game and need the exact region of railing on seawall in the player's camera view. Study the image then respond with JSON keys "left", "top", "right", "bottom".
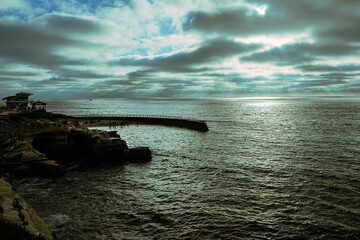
{"left": 71, "top": 114, "right": 203, "bottom": 122}
{"left": 70, "top": 114, "right": 209, "bottom": 132}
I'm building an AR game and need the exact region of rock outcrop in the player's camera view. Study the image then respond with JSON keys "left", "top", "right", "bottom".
{"left": 0, "top": 111, "right": 151, "bottom": 178}
{"left": 124, "top": 147, "right": 152, "bottom": 163}
{"left": 0, "top": 177, "right": 54, "bottom": 240}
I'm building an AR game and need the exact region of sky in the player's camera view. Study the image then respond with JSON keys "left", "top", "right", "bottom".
{"left": 0, "top": 0, "right": 359, "bottom": 99}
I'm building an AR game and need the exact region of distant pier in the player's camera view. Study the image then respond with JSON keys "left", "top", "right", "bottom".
{"left": 72, "top": 114, "right": 209, "bottom": 132}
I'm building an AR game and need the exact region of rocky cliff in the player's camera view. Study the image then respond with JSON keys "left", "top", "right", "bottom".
{"left": 0, "top": 111, "right": 151, "bottom": 178}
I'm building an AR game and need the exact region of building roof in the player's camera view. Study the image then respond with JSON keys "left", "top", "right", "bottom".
{"left": 16, "top": 92, "right": 33, "bottom": 96}
{"left": 2, "top": 95, "right": 15, "bottom": 100}
{"left": 2, "top": 92, "right": 33, "bottom": 100}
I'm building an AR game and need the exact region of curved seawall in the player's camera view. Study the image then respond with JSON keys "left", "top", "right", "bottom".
{"left": 73, "top": 115, "right": 209, "bottom": 132}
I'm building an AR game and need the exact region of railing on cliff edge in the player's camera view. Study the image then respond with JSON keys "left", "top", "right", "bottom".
{"left": 70, "top": 114, "right": 209, "bottom": 132}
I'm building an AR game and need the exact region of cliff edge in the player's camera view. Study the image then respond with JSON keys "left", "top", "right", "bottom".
{"left": 0, "top": 111, "right": 151, "bottom": 178}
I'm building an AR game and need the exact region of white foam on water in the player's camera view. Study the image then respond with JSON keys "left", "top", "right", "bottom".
{"left": 43, "top": 214, "right": 71, "bottom": 229}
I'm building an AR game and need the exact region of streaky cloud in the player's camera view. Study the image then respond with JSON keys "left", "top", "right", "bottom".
{"left": 242, "top": 43, "right": 359, "bottom": 65}
{"left": 0, "top": 21, "right": 89, "bottom": 67}
{"left": 38, "top": 14, "right": 101, "bottom": 33}
{"left": 298, "top": 64, "right": 360, "bottom": 72}
{"left": 112, "top": 39, "right": 261, "bottom": 72}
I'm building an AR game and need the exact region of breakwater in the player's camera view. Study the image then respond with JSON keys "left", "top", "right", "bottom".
{"left": 72, "top": 114, "right": 209, "bottom": 132}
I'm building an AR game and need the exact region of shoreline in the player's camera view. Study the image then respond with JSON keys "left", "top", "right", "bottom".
{"left": 0, "top": 111, "right": 152, "bottom": 238}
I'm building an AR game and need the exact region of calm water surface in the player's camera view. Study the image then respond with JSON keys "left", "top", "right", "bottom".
{"left": 15, "top": 97, "right": 360, "bottom": 239}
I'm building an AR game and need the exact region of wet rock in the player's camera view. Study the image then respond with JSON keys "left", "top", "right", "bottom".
{"left": 124, "top": 147, "right": 152, "bottom": 163}
{"left": 108, "top": 131, "right": 120, "bottom": 138}
{"left": 12, "top": 161, "right": 64, "bottom": 178}
{"left": 13, "top": 165, "right": 32, "bottom": 178}
{"left": 32, "top": 160, "right": 65, "bottom": 178}
{"left": 91, "top": 138, "right": 128, "bottom": 162}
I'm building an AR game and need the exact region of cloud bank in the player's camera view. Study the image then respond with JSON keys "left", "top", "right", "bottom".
{"left": 0, "top": 0, "right": 359, "bottom": 98}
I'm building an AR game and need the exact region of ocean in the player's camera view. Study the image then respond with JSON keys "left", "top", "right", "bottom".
{"left": 14, "top": 97, "right": 360, "bottom": 239}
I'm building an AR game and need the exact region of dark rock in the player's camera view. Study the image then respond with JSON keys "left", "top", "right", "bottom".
{"left": 11, "top": 161, "right": 64, "bottom": 178}
{"left": 124, "top": 147, "right": 152, "bottom": 163}
{"left": 13, "top": 198, "right": 23, "bottom": 211}
{"left": 1, "top": 112, "right": 151, "bottom": 178}
{"left": 108, "top": 131, "right": 120, "bottom": 138}
{"left": 32, "top": 131, "right": 71, "bottom": 161}
{"left": 33, "top": 129, "right": 129, "bottom": 163}
{"left": 32, "top": 160, "right": 65, "bottom": 178}
{"left": 91, "top": 139, "right": 128, "bottom": 162}
{"left": 13, "top": 165, "right": 32, "bottom": 178}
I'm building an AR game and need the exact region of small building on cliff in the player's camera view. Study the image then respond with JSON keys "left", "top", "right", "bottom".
{"left": 32, "top": 100, "right": 47, "bottom": 111}
{"left": 2, "top": 92, "right": 33, "bottom": 110}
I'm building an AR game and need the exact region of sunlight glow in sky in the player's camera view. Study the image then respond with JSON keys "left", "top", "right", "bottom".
{"left": 250, "top": 4, "right": 268, "bottom": 15}
{"left": 0, "top": 0, "right": 359, "bottom": 99}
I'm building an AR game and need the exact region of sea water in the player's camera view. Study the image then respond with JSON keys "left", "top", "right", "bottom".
{"left": 14, "top": 97, "right": 360, "bottom": 239}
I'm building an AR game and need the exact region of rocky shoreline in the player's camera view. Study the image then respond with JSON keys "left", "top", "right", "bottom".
{"left": 0, "top": 111, "right": 151, "bottom": 239}
{"left": 0, "top": 178, "right": 54, "bottom": 240}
